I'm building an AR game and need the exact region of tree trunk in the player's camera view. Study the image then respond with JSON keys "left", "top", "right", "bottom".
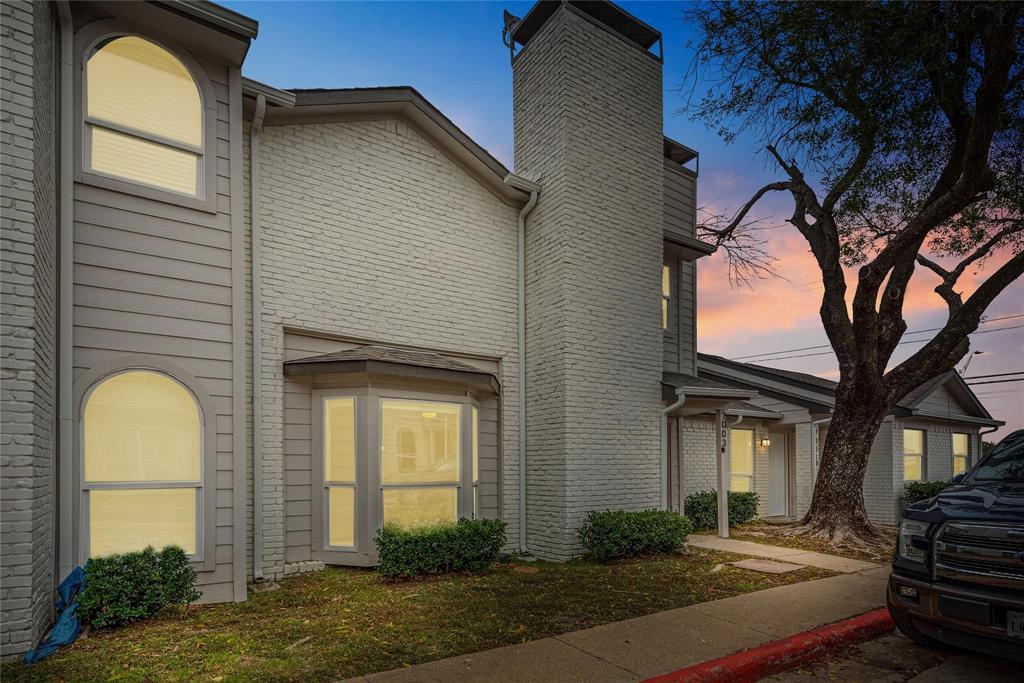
{"left": 798, "top": 383, "right": 890, "bottom": 545}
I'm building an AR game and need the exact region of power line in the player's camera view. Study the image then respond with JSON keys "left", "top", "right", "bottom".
{"left": 962, "top": 372, "right": 1024, "bottom": 380}
{"left": 743, "top": 324, "right": 1024, "bottom": 363}
{"left": 730, "top": 313, "right": 1024, "bottom": 361}
{"left": 967, "top": 378, "right": 1024, "bottom": 386}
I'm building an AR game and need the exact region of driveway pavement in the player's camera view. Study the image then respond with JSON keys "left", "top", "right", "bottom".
{"left": 764, "top": 632, "right": 1019, "bottom": 682}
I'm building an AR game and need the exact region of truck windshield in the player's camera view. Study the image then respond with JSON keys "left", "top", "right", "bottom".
{"left": 969, "top": 431, "right": 1024, "bottom": 482}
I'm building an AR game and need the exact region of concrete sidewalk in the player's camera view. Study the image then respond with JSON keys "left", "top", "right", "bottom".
{"left": 348, "top": 563, "right": 892, "bottom": 682}
{"left": 686, "top": 535, "right": 881, "bottom": 573}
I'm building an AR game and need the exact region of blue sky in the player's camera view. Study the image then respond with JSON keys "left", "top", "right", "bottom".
{"left": 224, "top": 1, "right": 1022, "bottom": 437}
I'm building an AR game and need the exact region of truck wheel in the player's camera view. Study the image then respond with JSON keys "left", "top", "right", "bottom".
{"left": 886, "top": 592, "right": 932, "bottom": 646}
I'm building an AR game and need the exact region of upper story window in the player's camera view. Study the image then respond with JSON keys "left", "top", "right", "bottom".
{"left": 662, "top": 265, "right": 671, "bottom": 331}
{"left": 85, "top": 36, "right": 203, "bottom": 197}
{"left": 903, "top": 428, "right": 925, "bottom": 481}
{"left": 952, "top": 433, "right": 969, "bottom": 476}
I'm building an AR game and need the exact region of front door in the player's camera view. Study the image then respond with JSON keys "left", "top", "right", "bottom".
{"left": 768, "top": 434, "right": 788, "bottom": 517}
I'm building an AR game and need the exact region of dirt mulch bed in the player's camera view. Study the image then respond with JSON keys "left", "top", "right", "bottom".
{"left": 730, "top": 521, "right": 897, "bottom": 563}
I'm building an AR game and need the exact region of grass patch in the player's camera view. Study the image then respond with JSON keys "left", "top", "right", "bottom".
{"left": 3, "top": 548, "right": 833, "bottom": 682}
{"left": 729, "top": 522, "right": 897, "bottom": 563}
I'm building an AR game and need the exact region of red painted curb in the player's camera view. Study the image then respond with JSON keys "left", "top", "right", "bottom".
{"left": 643, "top": 608, "right": 894, "bottom": 683}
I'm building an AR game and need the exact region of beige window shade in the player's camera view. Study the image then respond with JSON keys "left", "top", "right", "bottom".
{"left": 382, "top": 488, "right": 458, "bottom": 528}
{"left": 84, "top": 371, "right": 200, "bottom": 482}
{"left": 730, "top": 429, "right": 754, "bottom": 492}
{"left": 85, "top": 36, "right": 203, "bottom": 196}
{"left": 89, "top": 127, "right": 199, "bottom": 197}
{"left": 903, "top": 429, "right": 924, "bottom": 481}
{"left": 89, "top": 488, "right": 196, "bottom": 557}
{"left": 87, "top": 36, "right": 201, "bottom": 145}
{"left": 83, "top": 370, "right": 202, "bottom": 559}
{"left": 327, "top": 487, "right": 356, "bottom": 547}
{"left": 953, "top": 433, "right": 969, "bottom": 475}
{"left": 325, "top": 398, "right": 356, "bottom": 482}
{"left": 380, "top": 400, "right": 460, "bottom": 484}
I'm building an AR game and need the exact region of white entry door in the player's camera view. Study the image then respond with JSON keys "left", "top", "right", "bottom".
{"left": 768, "top": 434, "right": 788, "bottom": 517}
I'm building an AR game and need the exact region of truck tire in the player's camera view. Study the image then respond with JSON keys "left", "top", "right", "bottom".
{"left": 886, "top": 591, "right": 932, "bottom": 646}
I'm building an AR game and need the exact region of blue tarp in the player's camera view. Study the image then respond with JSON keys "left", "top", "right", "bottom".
{"left": 23, "top": 566, "right": 84, "bottom": 664}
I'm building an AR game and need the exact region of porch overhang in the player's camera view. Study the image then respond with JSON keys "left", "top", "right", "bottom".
{"left": 284, "top": 345, "right": 500, "bottom": 394}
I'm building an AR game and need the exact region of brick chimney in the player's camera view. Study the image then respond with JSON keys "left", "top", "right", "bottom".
{"left": 510, "top": 1, "right": 665, "bottom": 559}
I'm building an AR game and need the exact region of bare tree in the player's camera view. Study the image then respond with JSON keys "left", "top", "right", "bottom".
{"left": 686, "top": 1, "right": 1023, "bottom": 545}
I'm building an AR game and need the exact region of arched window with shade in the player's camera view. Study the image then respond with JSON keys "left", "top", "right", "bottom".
{"left": 83, "top": 36, "right": 204, "bottom": 197}
{"left": 82, "top": 370, "right": 203, "bottom": 558}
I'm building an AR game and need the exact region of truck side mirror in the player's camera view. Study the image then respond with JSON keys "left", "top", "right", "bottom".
{"left": 950, "top": 473, "right": 966, "bottom": 485}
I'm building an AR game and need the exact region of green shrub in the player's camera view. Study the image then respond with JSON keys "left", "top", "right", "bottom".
{"left": 374, "top": 518, "right": 507, "bottom": 580}
{"left": 903, "top": 480, "right": 950, "bottom": 505}
{"left": 77, "top": 546, "right": 200, "bottom": 629}
{"left": 684, "top": 490, "right": 761, "bottom": 530}
{"left": 576, "top": 509, "right": 692, "bottom": 562}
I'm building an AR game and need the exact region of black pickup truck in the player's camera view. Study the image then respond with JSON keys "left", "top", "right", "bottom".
{"left": 887, "top": 429, "right": 1024, "bottom": 661}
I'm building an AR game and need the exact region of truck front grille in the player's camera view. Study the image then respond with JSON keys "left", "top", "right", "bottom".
{"left": 934, "top": 522, "right": 1024, "bottom": 588}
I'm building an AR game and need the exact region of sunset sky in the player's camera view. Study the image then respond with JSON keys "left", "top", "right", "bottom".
{"left": 225, "top": 1, "right": 1023, "bottom": 439}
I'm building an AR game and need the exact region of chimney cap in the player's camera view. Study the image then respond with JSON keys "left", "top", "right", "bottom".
{"left": 511, "top": 1, "right": 661, "bottom": 52}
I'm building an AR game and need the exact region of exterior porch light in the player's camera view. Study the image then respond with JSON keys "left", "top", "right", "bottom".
{"left": 760, "top": 436, "right": 771, "bottom": 448}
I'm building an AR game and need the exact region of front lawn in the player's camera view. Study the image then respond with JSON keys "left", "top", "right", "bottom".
{"left": 730, "top": 522, "right": 897, "bottom": 563}
{"left": 3, "top": 548, "right": 832, "bottom": 682}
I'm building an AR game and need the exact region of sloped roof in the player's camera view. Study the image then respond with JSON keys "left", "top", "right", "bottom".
{"left": 698, "top": 353, "right": 837, "bottom": 395}
{"left": 284, "top": 345, "right": 499, "bottom": 392}
{"left": 662, "top": 372, "right": 758, "bottom": 399}
{"left": 697, "top": 353, "right": 1001, "bottom": 425}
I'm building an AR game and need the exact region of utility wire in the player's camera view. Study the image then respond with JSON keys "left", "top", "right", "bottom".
{"left": 742, "top": 324, "right": 1024, "bottom": 363}
{"left": 730, "top": 313, "right": 1024, "bottom": 361}
{"left": 967, "top": 378, "right": 1024, "bottom": 386}
{"left": 962, "top": 371, "right": 1024, "bottom": 380}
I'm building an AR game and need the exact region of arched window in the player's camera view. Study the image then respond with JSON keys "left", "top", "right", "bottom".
{"left": 84, "top": 36, "right": 203, "bottom": 196}
{"left": 82, "top": 370, "right": 202, "bottom": 558}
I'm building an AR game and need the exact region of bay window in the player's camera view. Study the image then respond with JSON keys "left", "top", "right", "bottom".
{"left": 315, "top": 390, "right": 480, "bottom": 561}
{"left": 82, "top": 370, "right": 203, "bottom": 558}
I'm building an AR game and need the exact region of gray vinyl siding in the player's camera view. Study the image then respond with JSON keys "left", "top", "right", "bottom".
{"left": 280, "top": 333, "right": 502, "bottom": 564}
{"left": 70, "top": 39, "right": 240, "bottom": 602}
{"left": 663, "top": 160, "right": 696, "bottom": 237}
{"left": 677, "top": 260, "right": 696, "bottom": 375}
{"left": 916, "top": 383, "right": 973, "bottom": 417}
{"left": 662, "top": 162, "right": 698, "bottom": 376}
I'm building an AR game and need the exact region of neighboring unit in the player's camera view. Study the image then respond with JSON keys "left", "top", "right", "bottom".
{"left": 695, "top": 354, "right": 1004, "bottom": 525}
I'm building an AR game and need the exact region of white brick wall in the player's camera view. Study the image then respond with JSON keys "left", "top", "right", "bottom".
{"left": 1, "top": 0, "right": 57, "bottom": 656}
{"left": 513, "top": 6, "right": 665, "bottom": 559}
{"left": 255, "top": 117, "right": 521, "bottom": 576}
{"left": 679, "top": 417, "right": 717, "bottom": 500}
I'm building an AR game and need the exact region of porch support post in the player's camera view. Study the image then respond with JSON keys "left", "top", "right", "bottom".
{"left": 715, "top": 410, "right": 730, "bottom": 538}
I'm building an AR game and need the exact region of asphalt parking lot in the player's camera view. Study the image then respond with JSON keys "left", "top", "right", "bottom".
{"left": 764, "top": 632, "right": 1020, "bottom": 682}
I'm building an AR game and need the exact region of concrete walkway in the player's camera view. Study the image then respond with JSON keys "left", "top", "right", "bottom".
{"left": 686, "top": 534, "right": 881, "bottom": 573}
{"left": 347, "top": 562, "right": 892, "bottom": 682}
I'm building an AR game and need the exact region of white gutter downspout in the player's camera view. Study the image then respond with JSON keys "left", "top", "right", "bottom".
{"left": 661, "top": 391, "right": 686, "bottom": 510}
{"left": 810, "top": 417, "right": 831, "bottom": 486}
{"left": 250, "top": 94, "right": 266, "bottom": 581}
{"left": 505, "top": 175, "right": 539, "bottom": 555}
{"left": 57, "top": 1, "right": 75, "bottom": 582}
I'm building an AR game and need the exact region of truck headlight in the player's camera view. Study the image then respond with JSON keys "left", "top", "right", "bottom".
{"left": 898, "top": 518, "right": 930, "bottom": 563}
